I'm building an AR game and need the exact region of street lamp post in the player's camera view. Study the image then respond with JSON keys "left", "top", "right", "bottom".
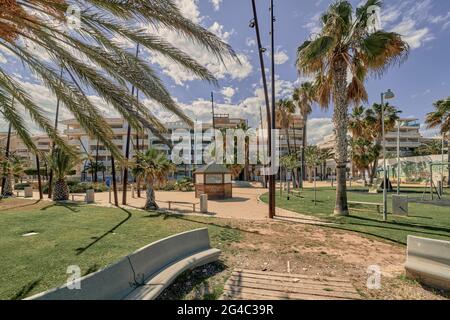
{"left": 397, "top": 120, "right": 401, "bottom": 195}
{"left": 381, "top": 89, "right": 395, "bottom": 221}
{"left": 250, "top": 0, "right": 275, "bottom": 218}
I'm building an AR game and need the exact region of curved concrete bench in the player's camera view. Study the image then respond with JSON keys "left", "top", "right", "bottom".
{"left": 405, "top": 235, "right": 450, "bottom": 291}
{"left": 26, "top": 228, "right": 220, "bottom": 300}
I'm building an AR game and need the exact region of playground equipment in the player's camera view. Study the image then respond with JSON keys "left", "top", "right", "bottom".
{"left": 422, "top": 162, "right": 450, "bottom": 201}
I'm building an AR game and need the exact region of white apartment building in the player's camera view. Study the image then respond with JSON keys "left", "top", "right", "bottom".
{"left": 277, "top": 114, "right": 305, "bottom": 156}
{"left": 0, "top": 132, "right": 54, "bottom": 168}
{"left": 62, "top": 114, "right": 247, "bottom": 180}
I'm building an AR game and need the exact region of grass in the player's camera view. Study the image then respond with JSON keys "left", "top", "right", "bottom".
{"left": 261, "top": 186, "right": 450, "bottom": 245}
{"left": 0, "top": 199, "right": 240, "bottom": 300}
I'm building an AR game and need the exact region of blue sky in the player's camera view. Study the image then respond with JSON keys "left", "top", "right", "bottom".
{"left": 1, "top": 0, "right": 450, "bottom": 144}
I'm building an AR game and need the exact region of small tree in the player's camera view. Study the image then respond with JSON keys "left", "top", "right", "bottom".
{"left": 133, "top": 149, "right": 175, "bottom": 211}
{"left": 49, "top": 148, "right": 79, "bottom": 201}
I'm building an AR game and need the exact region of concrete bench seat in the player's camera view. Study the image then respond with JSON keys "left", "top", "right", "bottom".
{"left": 125, "top": 248, "right": 220, "bottom": 300}
{"left": 405, "top": 236, "right": 450, "bottom": 291}
{"left": 159, "top": 200, "right": 200, "bottom": 212}
{"left": 348, "top": 201, "right": 382, "bottom": 213}
{"left": 26, "top": 228, "right": 220, "bottom": 300}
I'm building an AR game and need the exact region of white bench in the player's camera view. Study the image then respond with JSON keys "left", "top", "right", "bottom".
{"left": 26, "top": 228, "right": 220, "bottom": 300}
{"left": 405, "top": 235, "right": 450, "bottom": 291}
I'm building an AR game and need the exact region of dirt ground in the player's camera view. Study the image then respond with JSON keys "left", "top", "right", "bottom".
{"left": 161, "top": 218, "right": 449, "bottom": 300}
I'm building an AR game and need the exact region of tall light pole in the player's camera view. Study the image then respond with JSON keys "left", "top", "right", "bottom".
{"left": 396, "top": 119, "right": 401, "bottom": 195}
{"left": 381, "top": 89, "right": 395, "bottom": 221}
{"left": 250, "top": 0, "right": 275, "bottom": 218}
{"left": 269, "top": 0, "right": 276, "bottom": 218}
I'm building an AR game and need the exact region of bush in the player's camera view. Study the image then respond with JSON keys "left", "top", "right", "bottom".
{"left": 155, "top": 181, "right": 176, "bottom": 191}
{"left": 70, "top": 182, "right": 107, "bottom": 193}
{"left": 14, "top": 183, "right": 31, "bottom": 190}
{"left": 43, "top": 182, "right": 107, "bottom": 194}
{"left": 175, "top": 177, "right": 194, "bottom": 192}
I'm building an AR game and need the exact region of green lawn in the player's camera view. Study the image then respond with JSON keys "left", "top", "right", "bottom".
{"left": 261, "top": 187, "right": 450, "bottom": 245}
{"left": 0, "top": 200, "right": 240, "bottom": 300}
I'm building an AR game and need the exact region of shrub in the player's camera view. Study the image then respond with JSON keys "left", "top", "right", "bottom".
{"left": 14, "top": 183, "right": 31, "bottom": 190}
{"left": 175, "top": 177, "right": 194, "bottom": 192}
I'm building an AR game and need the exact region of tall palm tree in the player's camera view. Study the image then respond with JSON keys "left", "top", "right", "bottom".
{"left": 293, "top": 82, "right": 315, "bottom": 182}
{"left": 133, "top": 149, "right": 175, "bottom": 211}
{"left": 275, "top": 99, "right": 296, "bottom": 154}
{"left": 0, "top": 0, "right": 236, "bottom": 161}
{"left": 364, "top": 103, "right": 400, "bottom": 183}
{"left": 426, "top": 97, "right": 450, "bottom": 186}
{"left": 48, "top": 147, "right": 78, "bottom": 201}
{"left": 415, "top": 139, "right": 444, "bottom": 156}
{"left": 296, "top": 0, "right": 409, "bottom": 215}
{"left": 0, "top": 152, "right": 24, "bottom": 198}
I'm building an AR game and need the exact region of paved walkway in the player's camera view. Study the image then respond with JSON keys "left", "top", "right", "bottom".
{"left": 29, "top": 185, "right": 328, "bottom": 224}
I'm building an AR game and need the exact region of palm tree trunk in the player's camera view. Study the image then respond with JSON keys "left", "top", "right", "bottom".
{"left": 144, "top": 182, "right": 158, "bottom": 210}
{"left": 302, "top": 117, "right": 307, "bottom": 181}
{"left": 111, "top": 156, "right": 118, "bottom": 206}
{"left": 2, "top": 174, "right": 14, "bottom": 197}
{"left": 332, "top": 58, "right": 349, "bottom": 216}
{"left": 1, "top": 122, "right": 12, "bottom": 194}
{"left": 123, "top": 44, "right": 140, "bottom": 205}
{"left": 53, "top": 179, "right": 69, "bottom": 201}
{"left": 94, "top": 139, "right": 99, "bottom": 184}
{"left": 36, "top": 155, "right": 43, "bottom": 200}
{"left": 447, "top": 142, "right": 450, "bottom": 187}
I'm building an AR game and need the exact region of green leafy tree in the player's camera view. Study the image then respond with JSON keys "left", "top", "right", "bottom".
{"left": 296, "top": 0, "right": 409, "bottom": 215}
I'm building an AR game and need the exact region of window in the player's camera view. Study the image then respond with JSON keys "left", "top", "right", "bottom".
{"left": 205, "top": 174, "right": 223, "bottom": 184}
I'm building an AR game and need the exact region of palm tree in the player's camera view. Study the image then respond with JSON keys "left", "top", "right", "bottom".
{"left": 0, "top": 0, "right": 236, "bottom": 162}
{"left": 133, "top": 149, "right": 175, "bottom": 211}
{"left": 364, "top": 103, "right": 400, "bottom": 183}
{"left": 275, "top": 99, "right": 296, "bottom": 154}
{"left": 426, "top": 97, "right": 450, "bottom": 186}
{"left": 49, "top": 148, "right": 78, "bottom": 201}
{"left": 296, "top": 0, "right": 409, "bottom": 215}
{"left": 415, "top": 139, "right": 444, "bottom": 156}
{"left": 293, "top": 82, "right": 315, "bottom": 182}
{"left": 0, "top": 153, "right": 24, "bottom": 198}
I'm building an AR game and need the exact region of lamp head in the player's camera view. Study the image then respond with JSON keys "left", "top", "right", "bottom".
{"left": 249, "top": 19, "right": 256, "bottom": 28}
{"left": 384, "top": 89, "right": 395, "bottom": 100}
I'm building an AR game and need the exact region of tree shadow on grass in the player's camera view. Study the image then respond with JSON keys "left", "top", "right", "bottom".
{"left": 345, "top": 215, "right": 450, "bottom": 235}
{"left": 40, "top": 202, "right": 83, "bottom": 213}
{"left": 10, "top": 278, "right": 41, "bottom": 300}
{"left": 75, "top": 208, "right": 132, "bottom": 255}
{"left": 143, "top": 212, "right": 261, "bottom": 236}
{"left": 0, "top": 200, "right": 41, "bottom": 212}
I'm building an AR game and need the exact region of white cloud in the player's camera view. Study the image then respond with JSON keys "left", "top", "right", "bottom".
{"left": 210, "top": 0, "right": 222, "bottom": 11}
{"left": 0, "top": 53, "right": 6, "bottom": 64}
{"left": 144, "top": 2, "right": 252, "bottom": 85}
{"left": 391, "top": 20, "right": 434, "bottom": 49}
{"left": 303, "top": 12, "right": 322, "bottom": 35}
{"left": 175, "top": 0, "right": 202, "bottom": 23}
{"left": 274, "top": 50, "right": 289, "bottom": 65}
{"left": 221, "top": 87, "right": 236, "bottom": 103}
{"left": 307, "top": 118, "right": 334, "bottom": 145}
{"left": 246, "top": 37, "right": 256, "bottom": 47}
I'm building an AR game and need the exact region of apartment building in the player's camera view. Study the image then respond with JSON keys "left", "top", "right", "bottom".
{"left": 276, "top": 114, "right": 305, "bottom": 156}
{"left": 385, "top": 118, "right": 423, "bottom": 157}
{"left": 62, "top": 114, "right": 247, "bottom": 180}
{"left": 0, "top": 132, "right": 54, "bottom": 168}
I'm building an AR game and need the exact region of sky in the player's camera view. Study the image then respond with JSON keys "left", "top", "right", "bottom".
{"left": 1, "top": 0, "right": 450, "bottom": 145}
